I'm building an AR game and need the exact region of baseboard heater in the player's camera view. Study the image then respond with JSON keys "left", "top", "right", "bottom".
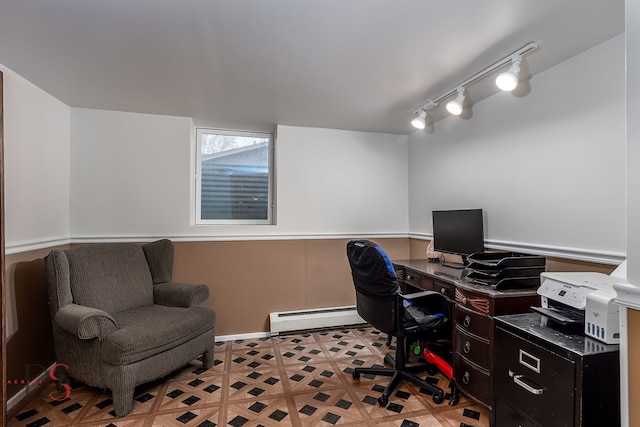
{"left": 269, "top": 305, "right": 366, "bottom": 336}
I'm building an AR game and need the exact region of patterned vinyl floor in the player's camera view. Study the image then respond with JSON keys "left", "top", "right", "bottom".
{"left": 8, "top": 327, "right": 490, "bottom": 427}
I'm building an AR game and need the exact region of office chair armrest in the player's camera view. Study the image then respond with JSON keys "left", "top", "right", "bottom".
{"left": 400, "top": 290, "right": 440, "bottom": 301}
{"left": 153, "top": 282, "right": 209, "bottom": 307}
{"left": 54, "top": 303, "right": 118, "bottom": 340}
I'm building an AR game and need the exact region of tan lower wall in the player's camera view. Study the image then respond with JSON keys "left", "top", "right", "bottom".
{"left": 629, "top": 309, "right": 640, "bottom": 425}
{"left": 5, "top": 245, "right": 69, "bottom": 400}
{"left": 3, "top": 237, "right": 617, "bottom": 401}
{"left": 171, "top": 238, "right": 410, "bottom": 336}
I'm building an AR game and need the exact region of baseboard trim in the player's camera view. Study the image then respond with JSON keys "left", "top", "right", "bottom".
{"left": 7, "top": 363, "right": 55, "bottom": 413}
{"left": 216, "top": 331, "right": 271, "bottom": 342}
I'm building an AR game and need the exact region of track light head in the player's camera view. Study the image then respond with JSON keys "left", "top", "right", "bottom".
{"left": 496, "top": 57, "right": 522, "bottom": 91}
{"left": 411, "top": 110, "right": 427, "bottom": 129}
{"left": 446, "top": 88, "right": 465, "bottom": 115}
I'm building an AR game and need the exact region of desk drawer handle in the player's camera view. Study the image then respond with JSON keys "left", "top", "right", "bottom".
{"left": 407, "top": 274, "right": 413, "bottom": 281}
{"left": 463, "top": 341, "right": 471, "bottom": 354}
{"left": 440, "top": 287, "right": 447, "bottom": 295}
{"left": 509, "top": 370, "right": 544, "bottom": 395}
{"left": 462, "top": 371, "right": 470, "bottom": 385}
{"left": 463, "top": 315, "right": 471, "bottom": 328}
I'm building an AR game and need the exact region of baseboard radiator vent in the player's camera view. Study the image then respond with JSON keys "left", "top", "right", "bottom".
{"left": 269, "top": 305, "right": 366, "bottom": 336}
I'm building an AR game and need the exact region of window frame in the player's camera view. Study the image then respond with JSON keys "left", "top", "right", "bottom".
{"left": 194, "top": 127, "right": 274, "bottom": 225}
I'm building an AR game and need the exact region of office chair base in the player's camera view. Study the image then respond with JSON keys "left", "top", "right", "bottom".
{"left": 352, "top": 365, "right": 445, "bottom": 405}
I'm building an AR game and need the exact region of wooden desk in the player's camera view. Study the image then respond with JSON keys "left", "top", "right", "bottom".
{"left": 392, "top": 259, "right": 541, "bottom": 412}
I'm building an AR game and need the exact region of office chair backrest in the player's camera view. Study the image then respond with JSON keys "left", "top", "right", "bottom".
{"left": 346, "top": 240, "right": 399, "bottom": 334}
{"left": 346, "top": 240, "right": 399, "bottom": 297}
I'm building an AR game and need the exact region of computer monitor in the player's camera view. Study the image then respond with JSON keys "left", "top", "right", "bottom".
{"left": 432, "top": 208, "right": 484, "bottom": 269}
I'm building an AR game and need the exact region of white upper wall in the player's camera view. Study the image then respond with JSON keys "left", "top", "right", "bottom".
{"left": 70, "top": 109, "right": 194, "bottom": 239}
{"left": 2, "top": 63, "right": 71, "bottom": 252}
{"left": 627, "top": 1, "right": 640, "bottom": 281}
{"left": 275, "top": 125, "right": 409, "bottom": 237}
{"left": 408, "top": 34, "right": 626, "bottom": 263}
{"left": 70, "top": 111, "right": 409, "bottom": 240}
{"left": 1, "top": 32, "right": 627, "bottom": 261}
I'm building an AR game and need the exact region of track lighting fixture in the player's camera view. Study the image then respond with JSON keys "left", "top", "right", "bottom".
{"left": 446, "top": 88, "right": 465, "bottom": 116}
{"left": 496, "top": 56, "right": 521, "bottom": 91}
{"left": 410, "top": 42, "right": 538, "bottom": 129}
{"left": 411, "top": 110, "right": 427, "bottom": 129}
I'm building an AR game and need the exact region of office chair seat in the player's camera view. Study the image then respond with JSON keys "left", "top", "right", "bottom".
{"left": 346, "top": 240, "right": 452, "bottom": 406}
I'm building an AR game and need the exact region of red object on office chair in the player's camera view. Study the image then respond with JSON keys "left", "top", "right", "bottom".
{"left": 423, "top": 346, "right": 453, "bottom": 381}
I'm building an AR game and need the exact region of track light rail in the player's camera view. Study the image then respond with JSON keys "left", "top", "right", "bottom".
{"left": 413, "top": 42, "right": 538, "bottom": 115}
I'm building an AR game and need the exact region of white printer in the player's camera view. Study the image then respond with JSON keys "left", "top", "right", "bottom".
{"left": 534, "top": 272, "right": 622, "bottom": 344}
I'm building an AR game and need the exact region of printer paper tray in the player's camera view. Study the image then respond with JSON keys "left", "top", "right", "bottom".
{"left": 532, "top": 306, "right": 584, "bottom": 326}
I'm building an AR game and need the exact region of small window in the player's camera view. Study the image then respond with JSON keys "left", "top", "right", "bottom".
{"left": 195, "top": 128, "right": 274, "bottom": 224}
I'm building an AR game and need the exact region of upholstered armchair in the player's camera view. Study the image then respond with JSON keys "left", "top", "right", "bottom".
{"left": 45, "top": 239, "right": 216, "bottom": 417}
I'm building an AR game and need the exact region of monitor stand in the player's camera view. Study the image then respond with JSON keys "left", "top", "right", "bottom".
{"left": 441, "top": 255, "right": 468, "bottom": 269}
{"left": 442, "top": 262, "right": 465, "bottom": 269}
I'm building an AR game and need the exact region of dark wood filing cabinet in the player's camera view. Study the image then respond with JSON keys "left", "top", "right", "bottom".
{"left": 392, "top": 260, "right": 540, "bottom": 413}
{"left": 494, "top": 313, "right": 620, "bottom": 427}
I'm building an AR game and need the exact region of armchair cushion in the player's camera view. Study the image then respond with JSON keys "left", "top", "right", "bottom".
{"left": 102, "top": 305, "right": 215, "bottom": 365}
{"left": 153, "top": 282, "right": 209, "bottom": 307}
{"left": 54, "top": 303, "right": 118, "bottom": 340}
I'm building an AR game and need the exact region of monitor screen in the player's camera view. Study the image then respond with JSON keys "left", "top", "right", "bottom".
{"left": 432, "top": 209, "right": 484, "bottom": 265}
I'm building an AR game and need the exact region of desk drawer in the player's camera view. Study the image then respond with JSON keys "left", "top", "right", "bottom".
{"left": 404, "top": 271, "right": 433, "bottom": 291}
{"left": 454, "top": 305, "right": 491, "bottom": 339}
{"left": 455, "top": 287, "right": 491, "bottom": 316}
{"left": 494, "top": 326, "right": 575, "bottom": 427}
{"left": 455, "top": 325, "right": 490, "bottom": 369}
{"left": 453, "top": 354, "right": 490, "bottom": 406}
{"left": 433, "top": 279, "right": 454, "bottom": 300}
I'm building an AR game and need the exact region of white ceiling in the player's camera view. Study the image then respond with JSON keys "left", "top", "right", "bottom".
{"left": 0, "top": 0, "right": 625, "bottom": 135}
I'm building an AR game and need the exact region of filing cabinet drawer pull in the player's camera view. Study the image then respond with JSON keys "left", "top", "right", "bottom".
{"left": 509, "top": 370, "right": 544, "bottom": 395}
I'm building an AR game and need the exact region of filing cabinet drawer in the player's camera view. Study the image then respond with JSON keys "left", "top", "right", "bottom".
{"left": 494, "top": 326, "right": 575, "bottom": 427}
{"left": 495, "top": 397, "right": 538, "bottom": 427}
{"left": 455, "top": 325, "right": 490, "bottom": 369}
{"left": 454, "top": 305, "right": 491, "bottom": 339}
{"left": 453, "top": 354, "right": 490, "bottom": 406}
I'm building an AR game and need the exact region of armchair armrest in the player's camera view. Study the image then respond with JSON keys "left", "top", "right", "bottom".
{"left": 54, "top": 304, "right": 118, "bottom": 340}
{"left": 153, "top": 282, "right": 209, "bottom": 308}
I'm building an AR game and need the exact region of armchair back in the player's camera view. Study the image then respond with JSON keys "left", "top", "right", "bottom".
{"left": 47, "top": 243, "right": 157, "bottom": 315}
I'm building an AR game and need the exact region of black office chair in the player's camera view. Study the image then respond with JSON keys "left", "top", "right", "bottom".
{"left": 346, "top": 239, "right": 451, "bottom": 406}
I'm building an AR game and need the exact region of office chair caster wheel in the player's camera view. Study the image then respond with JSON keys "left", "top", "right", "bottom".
{"left": 432, "top": 391, "right": 445, "bottom": 404}
{"left": 378, "top": 395, "right": 388, "bottom": 406}
{"left": 352, "top": 372, "right": 360, "bottom": 380}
